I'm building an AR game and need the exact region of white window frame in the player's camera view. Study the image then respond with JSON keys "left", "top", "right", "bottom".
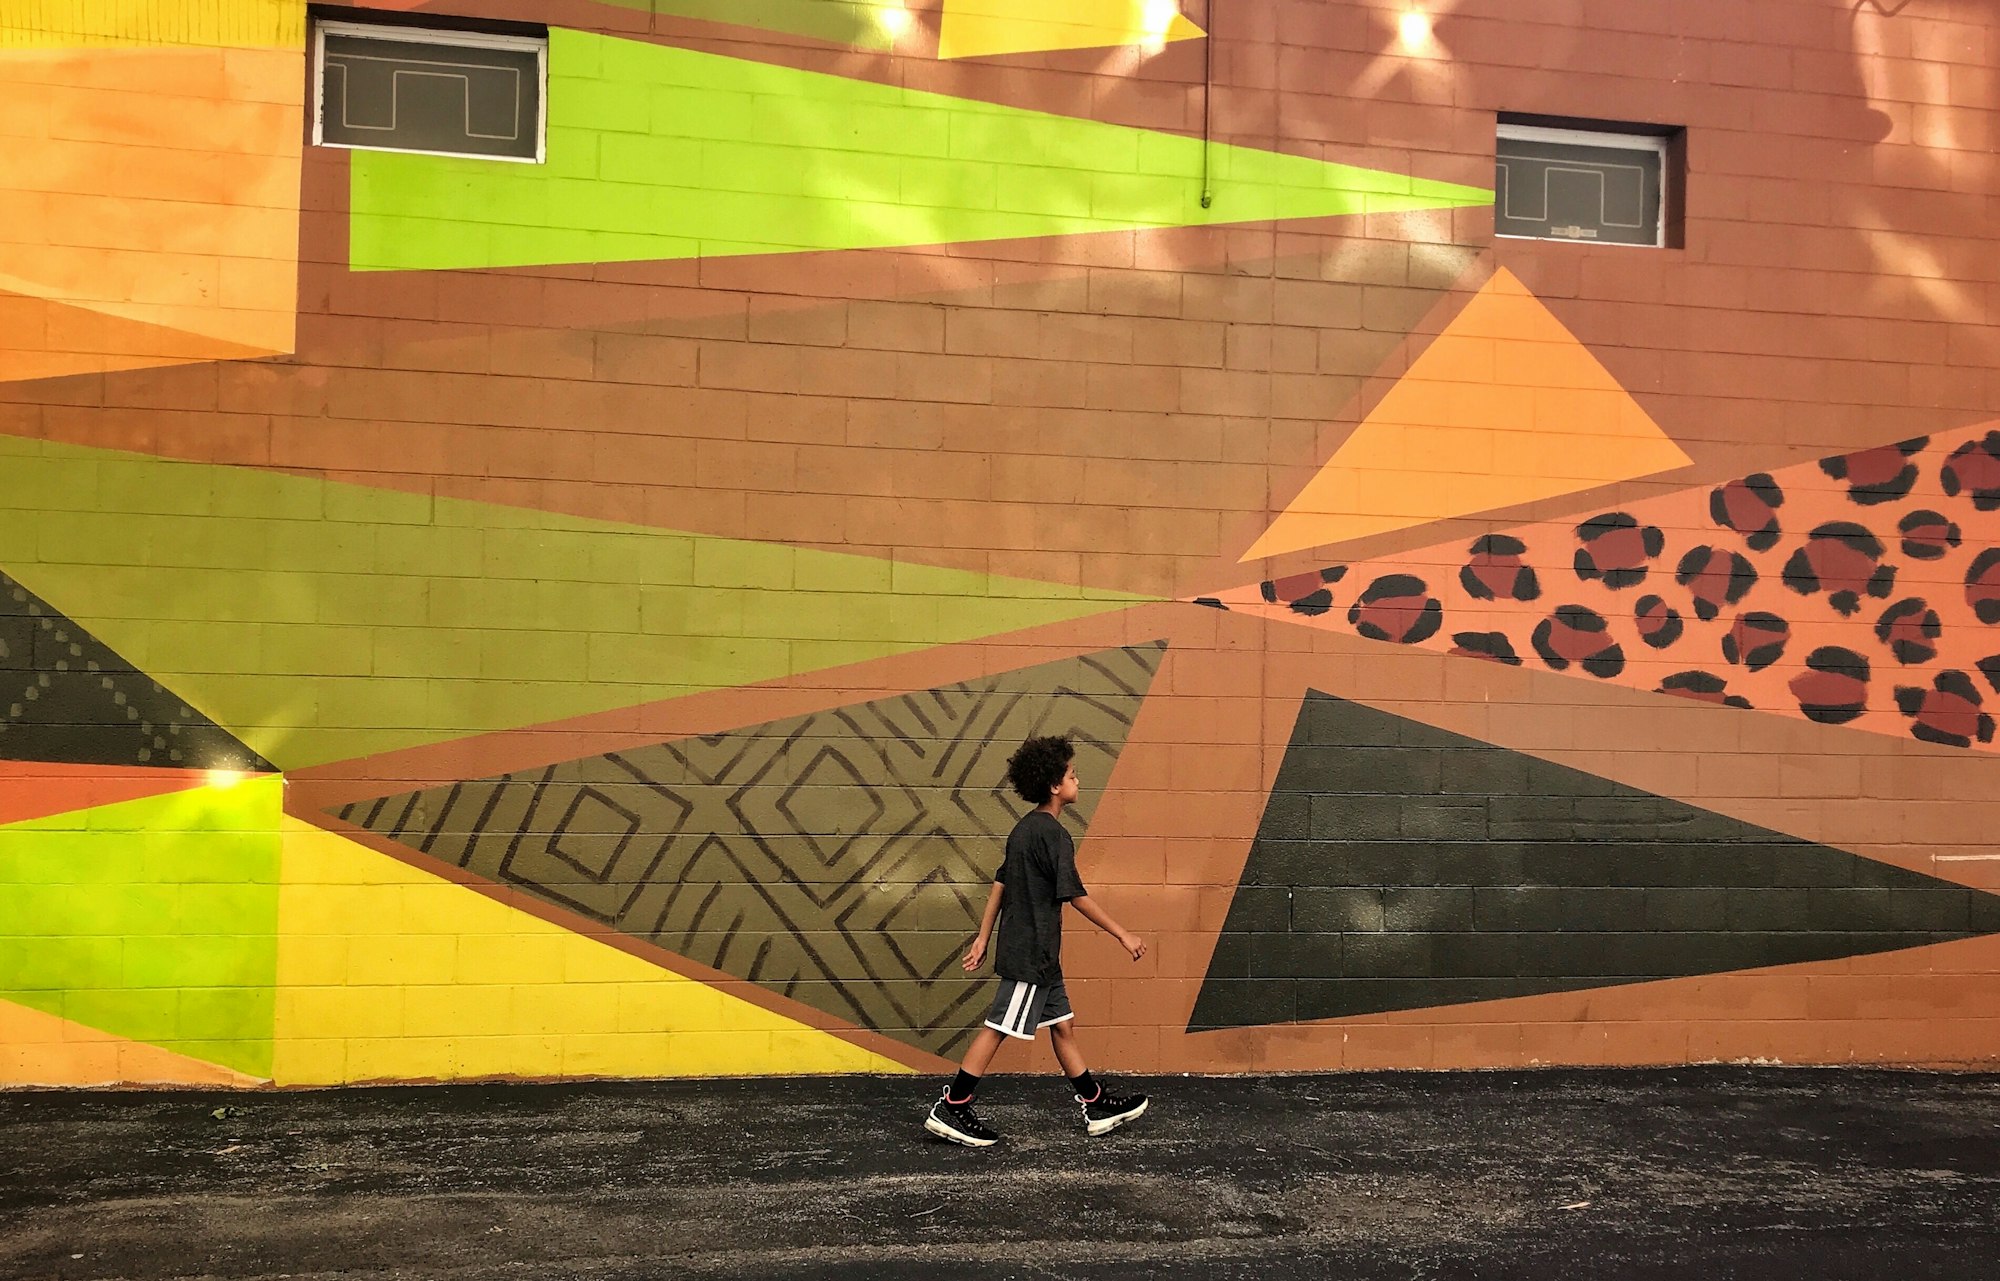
{"left": 311, "top": 19, "right": 548, "bottom": 165}
{"left": 1495, "top": 122, "right": 1671, "bottom": 249}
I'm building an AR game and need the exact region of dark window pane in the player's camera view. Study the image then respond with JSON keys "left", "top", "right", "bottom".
{"left": 1496, "top": 135, "right": 1663, "bottom": 247}
{"left": 320, "top": 30, "right": 542, "bottom": 161}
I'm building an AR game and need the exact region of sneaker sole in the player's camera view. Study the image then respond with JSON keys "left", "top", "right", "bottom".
{"left": 924, "top": 1114, "right": 998, "bottom": 1148}
{"left": 1085, "top": 1098, "right": 1148, "bottom": 1137}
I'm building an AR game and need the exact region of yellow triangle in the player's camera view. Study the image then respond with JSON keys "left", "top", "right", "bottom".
{"left": 1241, "top": 267, "right": 1693, "bottom": 561}
{"left": 0, "top": 994, "right": 263, "bottom": 1086}
{"left": 939, "top": 0, "right": 1205, "bottom": 59}
{"left": 272, "top": 818, "right": 909, "bottom": 1084}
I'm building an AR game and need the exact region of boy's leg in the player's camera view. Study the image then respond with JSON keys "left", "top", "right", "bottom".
{"left": 1041, "top": 984, "right": 1148, "bottom": 1136}
{"left": 956, "top": 1026, "right": 1006, "bottom": 1087}
{"left": 926, "top": 980, "right": 1042, "bottom": 1146}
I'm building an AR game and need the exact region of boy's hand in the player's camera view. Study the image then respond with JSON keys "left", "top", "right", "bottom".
{"left": 1120, "top": 932, "right": 1147, "bottom": 961}
{"left": 962, "top": 937, "right": 988, "bottom": 972}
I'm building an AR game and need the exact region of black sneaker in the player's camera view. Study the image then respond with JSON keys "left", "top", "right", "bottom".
{"left": 1079, "top": 1089, "right": 1148, "bottom": 1136}
{"left": 925, "top": 1096, "right": 999, "bottom": 1147}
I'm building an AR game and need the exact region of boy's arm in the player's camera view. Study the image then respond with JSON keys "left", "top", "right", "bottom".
{"left": 1068, "top": 894, "right": 1146, "bottom": 960}
{"left": 962, "top": 880, "right": 1005, "bottom": 971}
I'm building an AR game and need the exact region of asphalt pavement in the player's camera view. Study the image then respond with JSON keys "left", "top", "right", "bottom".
{"left": 2, "top": 1068, "right": 1996, "bottom": 1279}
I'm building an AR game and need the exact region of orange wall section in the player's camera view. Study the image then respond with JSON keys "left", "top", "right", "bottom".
{"left": 1, "top": 0, "right": 1999, "bottom": 1086}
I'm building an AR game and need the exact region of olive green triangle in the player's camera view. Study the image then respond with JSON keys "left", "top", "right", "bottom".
{"left": 350, "top": 28, "right": 1491, "bottom": 271}
{"left": 0, "top": 435, "right": 1149, "bottom": 770}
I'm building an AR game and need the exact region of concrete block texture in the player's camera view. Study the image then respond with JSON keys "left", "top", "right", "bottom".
{"left": 2, "top": 0, "right": 2000, "bottom": 1085}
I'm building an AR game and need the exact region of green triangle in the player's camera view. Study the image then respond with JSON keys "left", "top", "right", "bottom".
{"left": 0, "top": 777, "right": 282, "bottom": 1078}
{"left": 0, "top": 436, "right": 1149, "bottom": 770}
{"left": 349, "top": 28, "right": 1492, "bottom": 271}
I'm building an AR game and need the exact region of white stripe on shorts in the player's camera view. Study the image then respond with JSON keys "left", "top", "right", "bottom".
{"left": 1003, "top": 981, "right": 1033, "bottom": 1036}
{"left": 1013, "top": 984, "right": 1040, "bottom": 1036}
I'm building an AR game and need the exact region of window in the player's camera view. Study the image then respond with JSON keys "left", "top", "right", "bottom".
{"left": 1495, "top": 117, "right": 1683, "bottom": 249}
{"left": 312, "top": 19, "right": 546, "bottom": 163}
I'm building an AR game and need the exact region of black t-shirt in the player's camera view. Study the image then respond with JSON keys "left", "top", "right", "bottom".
{"left": 992, "top": 810, "right": 1087, "bottom": 985}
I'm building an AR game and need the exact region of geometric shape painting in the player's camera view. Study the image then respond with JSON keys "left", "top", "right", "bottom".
{"left": 0, "top": 568, "right": 273, "bottom": 771}
{"left": 0, "top": 44, "right": 304, "bottom": 382}
{"left": 1240, "top": 268, "right": 1694, "bottom": 561}
{"left": 1188, "top": 691, "right": 2000, "bottom": 1032}
{"left": 274, "top": 817, "right": 903, "bottom": 1085}
{"left": 0, "top": 435, "right": 1148, "bottom": 771}
{"left": 1203, "top": 420, "right": 2000, "bottom": 753}
{"left": 0, "top": 995, "right": 261, "bottom": 1087}
{"left": 0, "top": 761, "right": 209, "bottom": 827}
{"left": 0, "top": 777, "right": 282, "bottom": 1077}
{"left": 349, "top": 29, "right": 1490, "bottom": 272}
{"left": 335, "top": 642, "right": 1167, "bottom": 1058}
{"left": 623, "top": 0, "right": 905, "bottom": 52}
{"left": 939, "top": 0, "right": 1204, "bottom": 60}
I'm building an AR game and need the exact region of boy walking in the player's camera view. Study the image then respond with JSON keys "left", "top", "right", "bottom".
{"left": 924, "top": 734, "right": 1150, "bottom": 1147}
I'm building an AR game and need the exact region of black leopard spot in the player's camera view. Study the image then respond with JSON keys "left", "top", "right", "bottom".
{"left": 1893, "top": 669, "right": 1994, "bottom": 749}
{"left": 1875, "top": 598, "right": 1942, "bottom": 665}
{"left": 1659, "top": 670, "right": 1752, "bottom": 710}
{"left": 1978, "top": 654, "right": 2000, "bottom": 695}
{"left": 1461, "top": 535, "right": 1540, "bottom": 603}
{"left": 1348, "top": 574, "right": 1442, "bottom": 644}
{"left": 1676, "top": 545, "right": 1758, "bottom": 622}
{"left": 1261, "top": 565, "right": 1348, "bottom": 616}
{"left": 1897, "top": 509, "right": 1961, "bottom": 561}
{"left": 1820, "top": 436, "right": 1926, "bottom": 506}
{"left": 1192, "top": 597, "right": 1225, "bottom": 609}
{"left": 1531, "top": 605, "right": 1624, "bottom": 679}
{"left": 1782, "top": 522, "right": 1896, "bottom": 618}
{"left": 1449, "top": 631, "right": 1523, "bottom": 666}
{"left": 1573, "top": 512, "right": 1664, "bottom": 590}
{"left": 1633, "top": 594, "right": 1684, "bottom": 649}
{"left": 1721, "top": 612, "right": 1790, "bottom": 673}
{"left": 1790, "top": 646, "right": 1871, "bottom": 725}
{"left": 1966, "top": 549, "right": 2000, "bottom": 625}
{"left": 1941, "top": 431, "right": 2000, "bottom": 512}
{"left": 1710, "top": 472, "right": 1785, "bottom": 551}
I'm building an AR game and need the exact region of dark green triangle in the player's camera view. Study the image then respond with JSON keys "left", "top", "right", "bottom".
{"left": 1190, "top": 690, "right": 2000, "bottom": 1032}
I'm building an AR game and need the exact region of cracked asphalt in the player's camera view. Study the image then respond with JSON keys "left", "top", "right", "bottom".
{"left": 2, "top": 1068, "right": 1996, "bottom": 1279}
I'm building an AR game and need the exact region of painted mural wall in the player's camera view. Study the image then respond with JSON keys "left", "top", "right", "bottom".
{"left": 1, "top": 0, "right": 1997, "bottom": 1087}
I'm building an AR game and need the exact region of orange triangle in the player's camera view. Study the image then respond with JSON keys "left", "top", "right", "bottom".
{"left": 1241, "top": 268, "right": 1692, "bottom": 562}
{"left": 0, "top": 287, "right": 276, "bottom": 384}
{"left": 0, "top": 995, "right": 261, "bottom": 1087}
{"left": 0, "top": 761, "right": 215, "bottom": 827}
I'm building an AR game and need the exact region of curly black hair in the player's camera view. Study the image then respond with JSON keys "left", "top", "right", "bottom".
{"left": 1004, "top": 735, "right": 1074, "bottom": 804}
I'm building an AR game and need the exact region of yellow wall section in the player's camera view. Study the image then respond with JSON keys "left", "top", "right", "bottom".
{"left": 1242, "top": 268, "right": 1695, "bottom": 561}
{"left": 0, "top": 994, "right": 262, "bottom": 1086}
{"left": 274, "top": 818, "right": 909, "bottom": 1085}
{"left": 0, "top": 0, "right": 304, "bottom": 49}
{"left": 939, "top": 0, "right": 1203, "bottom": 59}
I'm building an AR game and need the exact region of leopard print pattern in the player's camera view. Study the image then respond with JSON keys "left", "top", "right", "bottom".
{"left": 1203, "top": 423, "right": 2000, "bottom": 751}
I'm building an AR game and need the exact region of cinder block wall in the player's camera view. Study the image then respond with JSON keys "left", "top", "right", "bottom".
{"left": 2, "top": 0, "right": 1998, "bottom": 1087}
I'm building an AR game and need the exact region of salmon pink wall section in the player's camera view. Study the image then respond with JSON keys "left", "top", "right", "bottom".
{"left": 1, "top": 0, "right": 1997, "bottom": 1086}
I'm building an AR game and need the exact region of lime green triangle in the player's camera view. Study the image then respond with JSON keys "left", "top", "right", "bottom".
{"left": 350, "top": 28, "right": 1491, "bottom": 271}
{"left": 0, "top": 777, "right": 281, "bottom": 1078}
{"left": 0, "top": 435, "right": 1149, "bottom": 770}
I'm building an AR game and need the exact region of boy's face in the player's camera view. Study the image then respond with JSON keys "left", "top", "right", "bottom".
{"left": 1052, "top": 762, "right": 1079, "bottom": 805}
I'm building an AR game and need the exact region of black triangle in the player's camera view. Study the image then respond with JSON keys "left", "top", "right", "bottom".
{"left": 0, "top": 569, "right": 272, "bottom": 771}
{"left": 1189, "top": 690, "right": 2000, "bottom": 1033}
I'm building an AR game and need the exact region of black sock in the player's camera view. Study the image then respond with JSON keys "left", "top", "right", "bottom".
{"left": 944, "top": 1069, "right": 979, "bottom": 1104}
{"left": 1068, "top": 1070, "right": 1099, "bottom": 1102}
